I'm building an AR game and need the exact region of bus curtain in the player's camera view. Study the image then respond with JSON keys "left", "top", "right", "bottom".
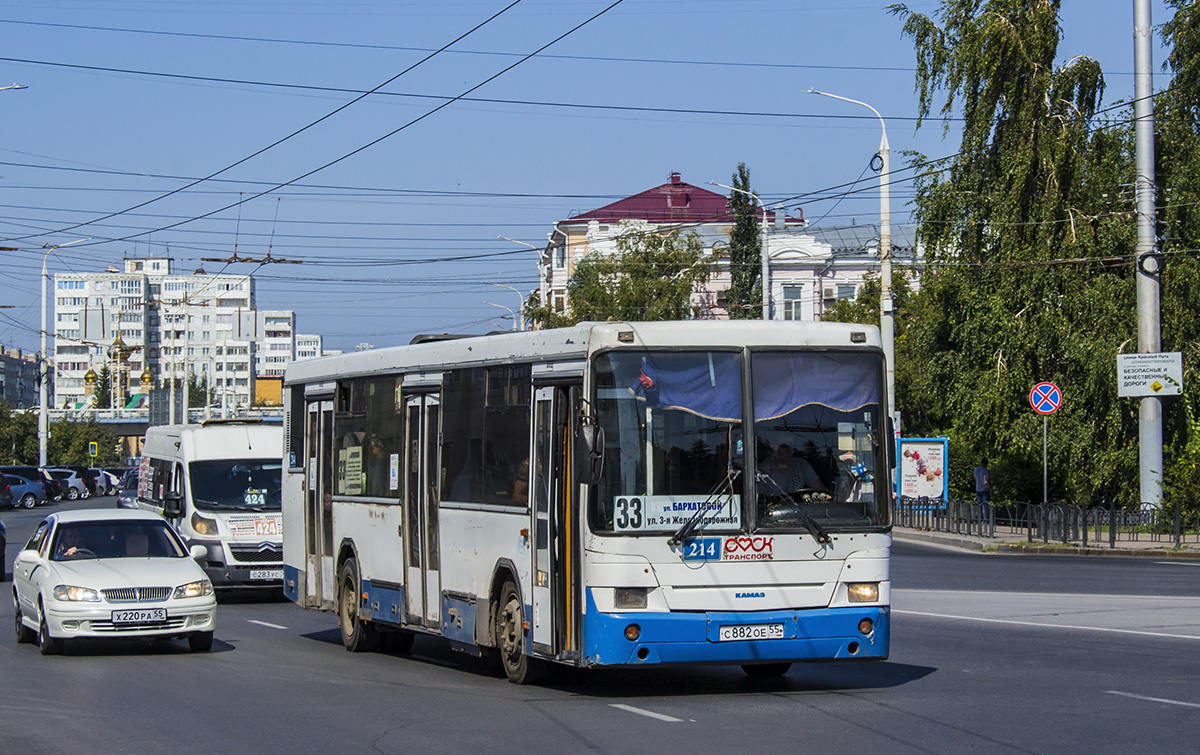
{"left": 751, "top": 352, "right": 879, "bottom": 421}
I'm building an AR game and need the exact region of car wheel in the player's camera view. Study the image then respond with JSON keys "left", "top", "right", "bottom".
{"left": 337, "top": 558, "right": 379, "bottom": 652}
{"left": 742, "top": 662, "right": 791, "bottom": 678}
{"left": 37, "top": 603, "right": 63, "bottom": 655}
{"left": 188, "top": 631, "right": 214, "bottom": 652}
{"left": 21, "top": 493, "right": 37, "bottom": 509}
{"left": 14, "top": 596, "right": 36, "bottom": 644}
{"left": 65, "top": 487, "right": 79, "bottom": 501}
{"left": 495, "top": 578, "right": 546, "bottom": 685}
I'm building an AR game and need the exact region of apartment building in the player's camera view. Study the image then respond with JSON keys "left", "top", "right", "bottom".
{"left": 0, "top": 345, "right": 39, "bottom": 409}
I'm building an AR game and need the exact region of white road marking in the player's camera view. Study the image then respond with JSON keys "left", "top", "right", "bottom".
{"left": 609, "top": 704, "right": 684, "bottom": 723}
{"left": 1154, "top": 561, "right": 1200, "bottom": 567}
{"left": 1107, "top": 691, "right": 1200, "bottom": 709}
{"left": 247, "top": 619, "right": 288, "bottom": 630}
{"left": 894, "top": 609, "right": 1200, "bottom": 641}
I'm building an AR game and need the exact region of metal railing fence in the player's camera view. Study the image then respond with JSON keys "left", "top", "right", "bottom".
{"left": 896, "top": 497, "right": 1200, "bottom": 548}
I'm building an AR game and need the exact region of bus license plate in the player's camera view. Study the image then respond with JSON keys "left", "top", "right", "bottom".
{"left": 112, "top": 609, "right": 167, "bottom": 624}
{"left": 718, "top": 623, "right": 785, "bottom": 642}
{"left": 250, "top": 569, "right": 284, "bottom": 581}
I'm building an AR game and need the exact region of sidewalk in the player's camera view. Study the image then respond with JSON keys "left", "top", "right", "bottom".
{"left": 893, "top": 526, "right": 1200, "bottom": 558}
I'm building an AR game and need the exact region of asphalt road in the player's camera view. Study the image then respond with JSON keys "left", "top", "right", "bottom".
{"left": 3, "top": 502, "right": 1199, "bottom": 755}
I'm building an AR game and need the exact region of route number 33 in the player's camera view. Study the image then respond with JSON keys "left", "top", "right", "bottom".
{"left": 614, "top": 496, "right": 644, "bottom": 530}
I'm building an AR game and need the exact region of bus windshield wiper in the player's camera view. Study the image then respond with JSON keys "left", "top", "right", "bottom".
{"left": 668, "top": 469, "right": 740, "bottom": 547}
{"left": 757, "top": 473, "right": 833, "bottom": 545}
{"left": 193, "top": 498, "right": 240, "bottom": 510}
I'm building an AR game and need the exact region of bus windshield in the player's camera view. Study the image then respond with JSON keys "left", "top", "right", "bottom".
{"left": 188, "top": 459, "right": 283, "bottom": 512}
{"left": 591, "top": 349, "right": 889, "bottom": 535}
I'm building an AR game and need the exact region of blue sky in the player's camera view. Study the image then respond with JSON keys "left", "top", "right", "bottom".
{"left": 0, "top": 0, "right": 1172, "bottom": 352}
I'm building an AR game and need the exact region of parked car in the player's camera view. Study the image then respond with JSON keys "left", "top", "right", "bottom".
{"left": 117, "top": 470, "right": 139, "bottom": 509}
{"left": 0, "top": 466, "right": 61, "bottom": 502}
{"left": 45, "top": 469, "right": 89, "bottom": 500}
{"left": 3, "top": 474, "right": 48, "bottom": 509}
{"left": 12, "top": 509, "right": 217, "bottom": 654}
{"left": 0, "top": 476, "right": 11, "bottom": 509}
{"left": 90, "top": 469, "right": 120, "bottom": 496}
{"left": 56, "top": 465, "right": 99, "bottom": 496}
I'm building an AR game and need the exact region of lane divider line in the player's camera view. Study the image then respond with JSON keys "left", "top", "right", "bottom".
{"left": 609, "top": 704, "right": 684, "bottom": 723}
{"left": 247, "top": 619, "right": 288, "bottom": 630}
{"left": 1107, "top": 691, "right": 1200, "bottom": 709}
{"left": 893, "top": 609, "right": 1200, "bottom": 641}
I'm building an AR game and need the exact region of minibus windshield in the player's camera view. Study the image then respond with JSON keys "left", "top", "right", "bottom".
{"left": 189, "top": 459, "right": 282, "bottom": 511}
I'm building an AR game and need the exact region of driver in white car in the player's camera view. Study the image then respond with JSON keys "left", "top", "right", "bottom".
{"left": 54, "top": 527, "right": 86, "bottom": 559}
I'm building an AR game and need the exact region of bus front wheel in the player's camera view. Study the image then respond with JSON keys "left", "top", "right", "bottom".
{"left": 495, "top": 578, "right": 546, "bottom": 685}
{"left": 338, "top": 558, "right": 380, "bottom": 653}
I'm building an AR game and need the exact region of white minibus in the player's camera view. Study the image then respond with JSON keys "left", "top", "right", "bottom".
{"left": 139, "top": 419, "right": 284, "bottom": 589}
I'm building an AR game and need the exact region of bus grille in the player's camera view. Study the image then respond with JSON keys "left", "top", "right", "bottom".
{"left": 229, "top": 543, "right": 283, "bottom": 563}
{"left": 102, "top": 587, "right": 171, "bottom": 603}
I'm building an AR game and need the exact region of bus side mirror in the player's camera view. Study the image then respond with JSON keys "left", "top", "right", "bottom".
{"left": 163, "top": 491, "right": 184, "bottom": 518}
{"left": 575, "top": 424, "right": 605, "bottom": 486}
{"left": 885, "top": 416, "right": 896, "bottom": 470}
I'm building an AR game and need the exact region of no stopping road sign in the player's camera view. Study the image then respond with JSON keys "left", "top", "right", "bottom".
{"left": 1029, "top": 382, "right": 1062, "bottom": 415}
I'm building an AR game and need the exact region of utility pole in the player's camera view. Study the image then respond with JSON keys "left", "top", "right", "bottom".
{"left": 1134, "top": 0, "right": 1163, "bottom": 508}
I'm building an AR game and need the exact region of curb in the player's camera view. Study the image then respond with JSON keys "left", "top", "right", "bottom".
{"left": 894, "top": 528, "right": 1200, "bottom": 558}
{"left": 996, "top": 544, "right": 1200, "bottom": 558}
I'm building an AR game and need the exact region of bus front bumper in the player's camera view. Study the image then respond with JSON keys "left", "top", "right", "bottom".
{"left": 582, "top": 592, "right": 889, "bottom": 666}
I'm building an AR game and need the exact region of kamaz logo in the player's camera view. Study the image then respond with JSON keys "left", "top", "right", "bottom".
{"left": 735, "top": 592, "right": 765, "bottom": 599}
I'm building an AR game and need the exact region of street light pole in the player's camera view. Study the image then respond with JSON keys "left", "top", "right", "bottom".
{"left": 487, "top": 282, "right": 525, "bottom": 330}
{"left": 483, "top": 301, "right": 518, "bottom": 331}
{"left": 40, "top": 238, "right": 91, "bottom": 466}
{"left": 707, "top": 181, "right": 770, "bottom": 320}
{"left": 808, "top": 89, "right": 895, "bottom": 429}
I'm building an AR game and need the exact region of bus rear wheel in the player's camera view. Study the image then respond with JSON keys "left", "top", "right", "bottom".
{"left": 742, "top": 662, "right": 791, "bottom": 678}
{"left": 338, "top": 558, "right": 379, "bottom": 652}
{"left": 495, "top": 578, "right": 546, "bottom": 685}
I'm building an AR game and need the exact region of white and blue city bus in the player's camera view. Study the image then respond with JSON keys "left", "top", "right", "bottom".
{"left": 282, "top": 321, "right": 892, "bottom": 683}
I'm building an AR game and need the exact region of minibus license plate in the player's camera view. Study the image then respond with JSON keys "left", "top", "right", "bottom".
{"left": 718, "top": 623, "right": 785, "bottom": 641}
{"left": 112, "top": 609, "right": 167, "bottom": 624}
{"left": 250, "top": 569, "right": 284, "bottom": 581}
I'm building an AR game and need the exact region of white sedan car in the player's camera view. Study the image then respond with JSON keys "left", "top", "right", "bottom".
{"left": 12, "top": 509, "right": 217, "bottom": 654}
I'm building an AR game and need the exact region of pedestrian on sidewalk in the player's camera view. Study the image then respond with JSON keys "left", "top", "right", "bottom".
{"left": 973, "top": 459, "right": 992, "bottom": 505}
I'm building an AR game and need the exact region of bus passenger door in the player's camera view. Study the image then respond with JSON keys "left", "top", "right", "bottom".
{"left": 404, "top": 393, "right": 441, "bottom": 629}
{"left": 530, "top": 385, "right": 576, "bottom": 657}
{"left": 305, "top": 399, "right": 336, "bottom": 610}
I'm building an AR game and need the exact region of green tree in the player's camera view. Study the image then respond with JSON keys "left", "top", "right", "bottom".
{"left": 525, "top": 227, "right": 712, "bottom": 327}
{"left": 187, "top": 372, "right": 211, "bottom": 408}
{"left": 94, "top": 364, "right": 113, "bottom": 409}
{"left": 887, "top": 0, "right": 1151, "bottom": 505}
{"left": 726, "top": 162, "right": 763, "bottom": 319}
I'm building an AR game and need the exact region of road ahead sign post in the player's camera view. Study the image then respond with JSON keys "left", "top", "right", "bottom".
{"left": 1029, "top": 382, "right": 1061, "bottom": 505}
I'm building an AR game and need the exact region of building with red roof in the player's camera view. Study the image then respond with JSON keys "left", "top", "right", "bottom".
{"left": 536, "top": 171, "right": 919, "bottom": 322}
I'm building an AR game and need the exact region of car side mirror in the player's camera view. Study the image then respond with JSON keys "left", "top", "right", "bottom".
{"left": 163, "top": 491, "right": 184, "bottom": 518}
{"left": 17, "top": 549, "right": 39, "bottom": 564}
{"left": 575, "top": 424, "right": 605, "bottom": 486}
{"left": 189, "top": 544, "right": 208, "bottom": 561}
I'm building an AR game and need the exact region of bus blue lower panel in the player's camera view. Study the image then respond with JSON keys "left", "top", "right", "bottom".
{"left": 283, "top": 564, "right": 302, "bottom": 604}
{"left": 582, "top": 590, "right": 889, "bottom": 666}
{"left": 360, "top": 579, "right": 404, "bottom": 625}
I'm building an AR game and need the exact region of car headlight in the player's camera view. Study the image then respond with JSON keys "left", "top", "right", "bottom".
{"left": 174, "top": 579, "right": 214, "bottom": 599}
{"left": 53, "top": 585, "right": 101, "bottom": 602}
{"left": 191, "top": 511, "right": 220, "bottom": 537}
{"left": 846, "top": 582, "right": 880, "bottom": 603}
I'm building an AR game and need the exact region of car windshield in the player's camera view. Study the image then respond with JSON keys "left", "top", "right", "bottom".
{"left": 188, "top": 459, "right": 282, "bottom": 511}
{"left": 122, "top": 474, "right": 138, "bottom": 491}
{"left": 50, "top": 521, "right": 185, "bottom": 561}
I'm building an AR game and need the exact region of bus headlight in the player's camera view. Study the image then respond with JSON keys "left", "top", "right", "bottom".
{"left": 846, "top": 582, "right": 880, "bottom": 603}
{"left": 614, "top": 587, "right": 647, "bottom": 609}
{"left": 191, "top": 511, "right": 219, "bottom": 537}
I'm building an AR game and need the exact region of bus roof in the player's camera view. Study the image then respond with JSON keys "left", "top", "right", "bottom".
{"left": 284, "top": 321, "right": 881, "bottom": 386}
